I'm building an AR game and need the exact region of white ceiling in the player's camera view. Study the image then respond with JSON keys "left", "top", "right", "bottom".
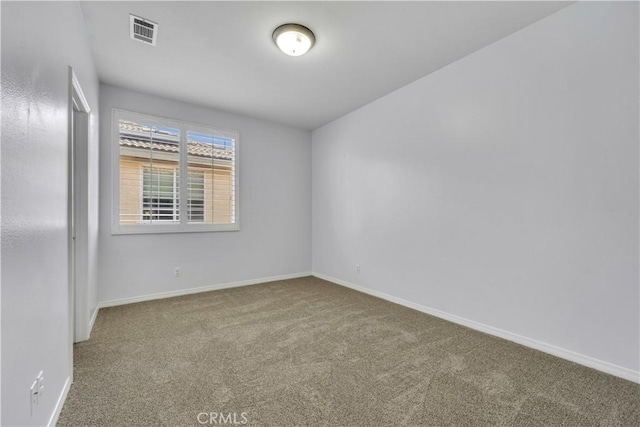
{"left": 80, "top": 1, "right": 570, "bottom": 130}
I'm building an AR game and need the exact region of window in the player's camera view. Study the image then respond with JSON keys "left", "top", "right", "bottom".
{"left": 113, "top": 109, "right": 238, "bottom": 234}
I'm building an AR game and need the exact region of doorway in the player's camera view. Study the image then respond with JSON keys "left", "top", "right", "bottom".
{"left": 68, "top": 67, "right": 91, "bottom": 380}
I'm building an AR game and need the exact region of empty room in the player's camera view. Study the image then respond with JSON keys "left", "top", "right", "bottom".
{"left": 1, "top": 1, "right": 638, "bottom": 426}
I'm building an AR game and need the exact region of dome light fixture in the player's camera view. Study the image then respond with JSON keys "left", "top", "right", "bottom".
{"left": 272, "top": 23, "right": 315, "bottom": 57}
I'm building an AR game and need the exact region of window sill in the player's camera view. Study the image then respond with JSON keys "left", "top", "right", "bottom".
{"left": 112, "top": 223, "right": 240, "bottom": 235}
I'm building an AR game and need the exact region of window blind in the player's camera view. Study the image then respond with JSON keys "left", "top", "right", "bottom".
{"left": 119, "top": 119, "right": 181, "bottom": 225}
{"left": 187, "top": 130, "right": 236, "bottom": 225}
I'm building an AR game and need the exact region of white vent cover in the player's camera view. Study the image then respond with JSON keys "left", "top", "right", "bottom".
{"left": 130, "top": 14, "right": 158, "bottom": 46}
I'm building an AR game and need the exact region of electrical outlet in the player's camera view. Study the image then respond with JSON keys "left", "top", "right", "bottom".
{"left": 29, "top": 370, "right": 45, "bottom": 416}
{"left": 356, "top": 264, "right": 361, "bottom": 273}
{"left": 37, "top": 371, "right": 44, "bottom": 398}
{"left": 29, "top": 371, "right": 45, "bottom": 416}
{"left": 174, "top": 267, "right": 181, "bottom": 277}
{"left": 30, "top": 380, "right": 38, "bottom": 415}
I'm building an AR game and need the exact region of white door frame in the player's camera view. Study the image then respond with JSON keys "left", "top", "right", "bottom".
{"left": 68, "top": 67, "right": 91, "bottom": 380}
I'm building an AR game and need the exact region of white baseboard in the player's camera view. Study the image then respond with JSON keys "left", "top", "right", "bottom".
{"left": 48, "top": 376, "right": 71, "bottom": 427}
{"left": 98, "top": 272, "right": 312, "bottom": 309}
{"left": 88, "top": 306, "right": 99, "bottom": 337}
{"left": 312, "top": 272, "right": 640, "bottom": 384}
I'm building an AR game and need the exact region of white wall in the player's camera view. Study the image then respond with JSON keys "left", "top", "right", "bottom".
{"left": 98, "top": 84, "right": 311, "bottom": 303}
{"left": 312, "top": 2, "right": 639, "bottom": 375}
{"left": 1, "top": 1, "right": 100, "bottom": 425}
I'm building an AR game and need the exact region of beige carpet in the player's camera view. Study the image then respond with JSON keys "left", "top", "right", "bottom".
{"left": 58, "top": 277, "right": 639, "bottom": 426}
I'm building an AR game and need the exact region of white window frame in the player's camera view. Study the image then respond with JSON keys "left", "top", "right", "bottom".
{"left": 112, "top": 108, "right": 240, "bottom": 235}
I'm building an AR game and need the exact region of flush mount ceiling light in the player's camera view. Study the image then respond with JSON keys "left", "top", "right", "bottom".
{"left": 272, "top": 23, "right": 315, "bottom": 57}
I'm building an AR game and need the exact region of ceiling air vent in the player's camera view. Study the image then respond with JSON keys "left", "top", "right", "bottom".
{"left": 130, "top": 14, "right": 158, "bottom": 46}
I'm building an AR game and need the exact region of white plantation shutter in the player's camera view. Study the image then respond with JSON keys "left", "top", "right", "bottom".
{"left": 113, "top": 110, "right": 239, "bottom": 234}
{"left": 118, "top": 117, "right": 181, "bottom": 225}
{"left": 187, "top": 129, "right": 236, "bottom": 225}
{"left": 187, "top": 170, "right": 205, "bottom": 222}
{"left": 143, "top": 167, "right": 179, "bottom": 222}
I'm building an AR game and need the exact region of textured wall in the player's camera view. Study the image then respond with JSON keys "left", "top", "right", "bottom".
{"left": 312, "top": 2, "right": 639, "bottom": 373}
{"left": 1, "top": 1, "right": 100, "bottom": 425}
